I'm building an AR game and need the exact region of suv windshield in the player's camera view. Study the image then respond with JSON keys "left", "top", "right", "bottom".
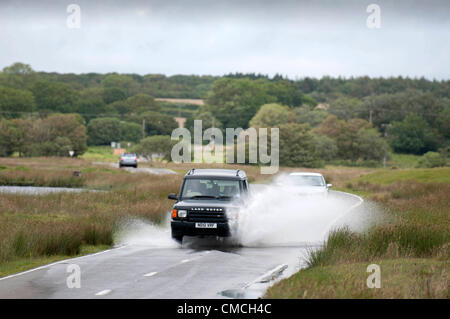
{"left": 181, "top": 178, "right": 241, "bottom": 200}
{"left": 286, "top": 175, "right": 325, "bottom": 187}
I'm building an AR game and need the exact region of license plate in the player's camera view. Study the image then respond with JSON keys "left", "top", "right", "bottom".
{"left": 195, "top": 222, "right": 217, "bottom": 229}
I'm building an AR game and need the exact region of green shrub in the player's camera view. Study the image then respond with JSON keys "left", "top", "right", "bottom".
{"left": 132, "top": 135, "right": 176, "bottom": 161}
{"left": 416, "top": 152, "right": 447, "bottom": 168}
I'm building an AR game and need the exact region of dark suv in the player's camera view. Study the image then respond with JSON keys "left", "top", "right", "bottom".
{"left": 168, "top": 169, "right": 249, "bottom": 243}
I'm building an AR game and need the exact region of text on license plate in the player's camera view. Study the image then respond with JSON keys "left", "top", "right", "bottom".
{"left": 195, "top": 223, "right": 217, "bottom": 229}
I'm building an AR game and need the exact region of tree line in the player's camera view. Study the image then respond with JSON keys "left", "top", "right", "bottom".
{"left": 0, "top": 62, "right": 448, "bottom": 167}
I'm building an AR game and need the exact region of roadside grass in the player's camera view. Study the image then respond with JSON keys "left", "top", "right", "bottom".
{"left": 347, "top": 167, "right": 450, "bottom": 185}
{"left": 265, "top": 167, "right": 449, "bottom": 299}
{"left": 80, "top": 146, "right": 120, "bottom": 162}
{"left": 149, "top": 161, "right": 378, "bottom": 185}
{"left": 265, "top": 258, "right": 449, "bottom": 299}
{"left": 0, "top": 245, "right": 111, "bottom": 278}
{"left": 0, "top": 175, "right": 183, "bottom": 265}
{"left": 0, "top": 170, "right": 85, "bottom": 187}
{"left": 0, "top": 157, "right": 89, "bottom": 187}
{"left": 388, "top": 153, "right": 421, "bottom": 168}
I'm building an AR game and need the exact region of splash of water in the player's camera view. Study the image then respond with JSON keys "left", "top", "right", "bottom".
{"left": 114, "top": 175, "right": 381, "bottom": 248}
{"left": 234, "top": 175, "right": 381, "bottom": 247}
{"left": 114, "top": 216, "right": 178, "bottom": 248}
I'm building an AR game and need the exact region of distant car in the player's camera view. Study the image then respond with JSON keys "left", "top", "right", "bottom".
{"left": 282, "top": 172, "right": 332, "bottom": 196}
{"left": 119, "top": 153, "right": 138, "bottom": 168}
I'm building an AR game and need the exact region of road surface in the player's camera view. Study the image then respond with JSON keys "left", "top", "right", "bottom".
{"left": 0, "top": 243, "right": 311, "bottom": 299}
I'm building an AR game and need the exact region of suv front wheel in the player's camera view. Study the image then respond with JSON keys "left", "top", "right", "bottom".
{"left": 172, "top": 234, "right": 183, "bottom": 244}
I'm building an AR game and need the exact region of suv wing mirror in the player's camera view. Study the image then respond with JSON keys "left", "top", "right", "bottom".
{"left": 168, "top": 193, "right": 178, "bottom": 200}
{"left": 327, "top": 184, "right": 333, "bottom": 188}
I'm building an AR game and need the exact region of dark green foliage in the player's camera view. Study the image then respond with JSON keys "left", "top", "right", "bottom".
{"left": 315, "top": 115, "right": 389, "bottom": 162}
{"left": 436, "top": 106, "right": 450, "bottom": 138}
{"left": 128, "top": 111, "right": 178, "bottom": 136}
{"left": 312, "top": 134, "right": 338, "bottom": 162}
{"left": 132, "top": 135, "right": 176, "bottom": 160}
{"left": 329, "top": 96, "right": 364, "bottom": 121}
{"left": 160, "top": 102, "right": 198, "bottom": 118}
{"left": 278, "top": 123, "right": 324, "bottom": 168}
{"left": 119, "top": 121, "right": 142, "bottom": 143}
{"left": 87, "top": 117, "right": 141, "bottom": 145}
{"left": 0, "top": 119, "right": 20, "bottom": 156}
{"left": 0, "top": 62, "right": 37, "bottom": 89}
{"left": 0, "top": 86, "right": 35, "bottom": 117}
{"left": 31, "top": 80, "right": 79, "bottom": 113}
{"left": 294, "top": 105, "right": 328, "bottom": 127}
{"left": 142, "top": 74, "right": 216, "bottom": 98}
{"left": 416, "top": 152, "right": 447, "bottom": 168}
{"left": 103, "top": 87, "right": 128, "bottom": 104}
{"left": 110, "top": 93, "right": 161, "bottom": 115}
{"left": 19, "top": 114, "right": 88, "bottom": 156}
{"left": 388, "top": 114, "right": 438, "bottom": 154}
{"left": 185, "top": 111, "right": 222, "bottom": 134}
{"left": 102, "top": 74, "right": 139, "bottom": 96}
{"left": 75, "top": 87, "right": 109, "bottom": 121}
{"left": 0, "top": 62, "right": 449, "bottom": 161}
{"left": 249, "top": 103, "right": 292, "bottom": 128}
{"left": 87, "top": 117, "right": 121, "bottom": 145}
{"left": 205, "top": 78, "right": 277, "bottom": 128}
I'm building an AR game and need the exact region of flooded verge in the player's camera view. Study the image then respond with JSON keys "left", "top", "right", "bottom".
{"left": 0, "top": 186, "right": 100, "bottom": 195}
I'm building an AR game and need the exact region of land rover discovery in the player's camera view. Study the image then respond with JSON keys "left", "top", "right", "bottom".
{"left": 168, "top": 169, "right": 249, "bottom": 244}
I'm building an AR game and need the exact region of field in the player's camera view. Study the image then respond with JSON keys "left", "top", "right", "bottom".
{"left": 0, "top": 154, "right": 448, "bottom": 299}
{"left": 266, "top": 167, "right": 450, "bottom": 298}
{"left": 155, "top": 98, "right": 204, "bottom": 105}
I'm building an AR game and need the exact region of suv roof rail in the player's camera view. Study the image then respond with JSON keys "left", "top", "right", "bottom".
{"left": 184, "top": 168, "right": 247, "bottom": 178}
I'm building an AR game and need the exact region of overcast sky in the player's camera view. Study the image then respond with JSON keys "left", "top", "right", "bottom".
{"left": 0, "top": 0, "right": 449, "bottom": 79}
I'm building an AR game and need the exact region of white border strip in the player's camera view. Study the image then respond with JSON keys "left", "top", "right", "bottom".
{"left": 321, "top": 190, "right": 364, "bottom": 239}
{"left": 244, "top": 264, "right": 288, "bottom": 288}
{"left": 95, "top": 289, "right": 112, "bottom": 296}
{"left": 0, "top": 245, "right": 128, "bottom": 281}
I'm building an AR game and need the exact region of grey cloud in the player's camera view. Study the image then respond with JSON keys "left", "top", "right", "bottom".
{"left": 0, "top": 0, "right": 449, "bottom": 79}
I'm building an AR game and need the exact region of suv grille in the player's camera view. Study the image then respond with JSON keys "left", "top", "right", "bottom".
{"left": 187, "top": 207, "right": 226, "bottom": 222}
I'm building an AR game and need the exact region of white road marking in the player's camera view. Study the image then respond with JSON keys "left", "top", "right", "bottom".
{"left": 0, "top": 245, "right": 128, "bottom": 281}
{"left": 321, "top": 190, "right": 364, "bottom": 238}
{"left": 181, "top": 259, "right": 190, "bottom": 263}
{"left": 95, "top": 289, "right": 111, "bottom": 296}
{"left": 144, "top": 272, "right": 158, "bottom": 277}
{"left": 244, "top": 264, "right": 288, "bottom": 288}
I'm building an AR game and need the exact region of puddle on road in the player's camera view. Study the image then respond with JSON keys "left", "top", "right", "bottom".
{"left": 219, "top": 289, "right": 263, "bottom": 299}
{"left": 219, "top": 263, "right": 291, "bottom": 299}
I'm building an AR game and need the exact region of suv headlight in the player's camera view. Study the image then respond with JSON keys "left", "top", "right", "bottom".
{"left": 178, "top": 210, "right": 187, "bottom": 218}
{"left": 226, "top": 208, "right": 239, "bottom": 220}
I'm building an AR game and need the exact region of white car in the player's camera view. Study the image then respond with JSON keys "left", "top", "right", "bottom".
{"left": 282, "top": 172, "right": 332, "bottom": 196}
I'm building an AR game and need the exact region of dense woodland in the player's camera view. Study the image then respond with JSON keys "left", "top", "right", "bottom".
{"left": 0, "top": 62, "right": 449, "bottom": 167}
